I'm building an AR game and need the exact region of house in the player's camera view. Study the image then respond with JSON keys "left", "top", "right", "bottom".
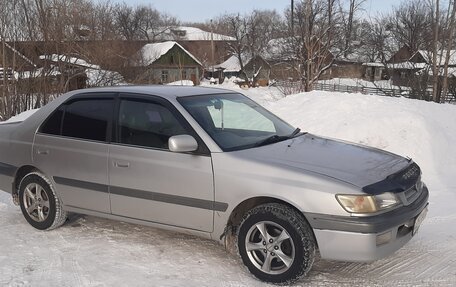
{"left": 130, "top": 41, "right": 203, "bottom": 85}
{"left": 0, "top": 42, "right": 37, "bottom": 77}
{"left": 151, "top": 26, "right": 236, "bottom": 68}
{"left": 264, "top": 37, "right": 391, "bottom": 83}
{"left": 39, "top": 54, "right": 124, "bottom": 90}
{"left": 243, "top": 55, "right": 271, "bottom": 86}
{"left": 331, "top": 41, "right": 388, "bottom": 82}
{"left": 0, "top": 67, "right": 14, "bottom": 81}
{"left": 387, "top": 45, "right": 429, "bottom": 86}
{"left": 211, "top": 54, "right": 271, "bottom": 86}
{"left": 387, "top": 45, "right": 456, "bottom": 86}
{"left": 263, "top": 38, "right": 300, "bottom": 81}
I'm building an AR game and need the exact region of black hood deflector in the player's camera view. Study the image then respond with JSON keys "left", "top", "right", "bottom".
{"left": 362, "top": 162, "right": 420, "bottom": 195}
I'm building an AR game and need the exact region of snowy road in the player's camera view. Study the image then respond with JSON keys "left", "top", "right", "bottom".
{"left": 1, "top": 89, "right": 456, "bottom": 286}
{"left": 1, "top": 190, "right": 456, "bottom": 287}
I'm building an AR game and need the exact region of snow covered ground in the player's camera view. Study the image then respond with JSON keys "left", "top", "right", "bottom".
{"left": 1, "top": 86, "right": 456, "bottom": 286}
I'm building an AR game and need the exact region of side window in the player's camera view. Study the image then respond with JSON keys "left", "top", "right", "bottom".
{"left": 62, "top": 99, "right": 113, "bottom": 142}
{"left": 118, "top": 99, "right": 187, "bottom": 149}
{"left": 41, "top": 106, "right": 64, "bottom": 135}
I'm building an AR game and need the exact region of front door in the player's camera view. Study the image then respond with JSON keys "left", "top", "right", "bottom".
{"left": 108, "top": 95, "right": 215, "bottom": 232}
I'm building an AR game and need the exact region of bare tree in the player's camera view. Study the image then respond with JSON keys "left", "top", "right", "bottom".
{"left": 216, "top": 14, "right": 249, "bottom": 76}
{"left": 386, "top": 0, "right": 433, "bottom": 51}
{"left": 245, "top": 10, "right": 284, "bottom": 58}
{"left": 342, "top": 0, "right": 366, "bottom": 57}
{"left": 114, "top": 3, "right": 178, "bottom": 41}
{"left": 286, "top": 0, "right": 343, "bottom": 91}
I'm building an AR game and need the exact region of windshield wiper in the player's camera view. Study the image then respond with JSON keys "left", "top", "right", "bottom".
{"left": 254, "top": 134, "right": 290, "bottom": 147}
{"left": 254, "top": 128, "right": 306, "bottom": 148}
{"left": 289, "top": 128, "right": 301, "bottom": 138}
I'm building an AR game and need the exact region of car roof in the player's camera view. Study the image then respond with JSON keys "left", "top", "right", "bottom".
{"left": 70, "top": 85, "right": 236, "bottom": 99}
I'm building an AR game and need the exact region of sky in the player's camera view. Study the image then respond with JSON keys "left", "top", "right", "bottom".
{"left": 99, "top": 0, "right": 401, "bottom": 23}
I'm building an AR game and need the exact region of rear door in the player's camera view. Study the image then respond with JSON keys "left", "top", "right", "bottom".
{"left": 108, "top": 94, "right": 216, "bottom": 232}
{"left": 34, "top": 94, "right": 115, "bottom": 213}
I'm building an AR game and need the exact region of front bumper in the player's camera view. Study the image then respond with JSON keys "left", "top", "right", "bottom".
{"left": 306, "top": 184, "right": 429, "bottom": 262}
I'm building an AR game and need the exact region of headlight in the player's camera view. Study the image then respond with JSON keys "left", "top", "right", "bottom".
{"left": 336, "top": 192, "right": 399, "bottom": 213}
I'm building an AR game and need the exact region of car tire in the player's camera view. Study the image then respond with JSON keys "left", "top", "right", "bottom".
{"left": 18, "top": 172, "right": 67, "bottom": 230}
{"left": 237, "top": 203, "right": 316, "bottom": 284}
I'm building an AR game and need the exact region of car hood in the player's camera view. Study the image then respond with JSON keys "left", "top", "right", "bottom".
{"left": 237, "top": 133, "right": 410, "bottom": 189}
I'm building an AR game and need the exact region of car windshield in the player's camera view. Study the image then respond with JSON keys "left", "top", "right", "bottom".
{"left": 178, "top": 93, "right": 296, "bottom": 151}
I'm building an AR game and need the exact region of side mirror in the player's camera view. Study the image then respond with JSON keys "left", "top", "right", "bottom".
{"left": 168, "top": 135, "right": 198, "bottom": 153}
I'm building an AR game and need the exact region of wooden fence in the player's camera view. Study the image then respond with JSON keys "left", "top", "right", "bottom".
{"left": 273, "top": 80, "right": 456, "bottom": 103}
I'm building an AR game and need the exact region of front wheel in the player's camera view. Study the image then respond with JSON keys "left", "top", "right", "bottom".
{"left": 237, "top": 203, "right": 316, "bottom": 284}
{"left": 19, "top": 172, "right": 67, "bottom": 230}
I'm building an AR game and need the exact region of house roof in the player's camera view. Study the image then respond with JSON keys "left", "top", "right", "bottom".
{"left": 362, "top": 62, "right": 385, "bottom": 67}
{"left": 212, "top": 55, "right": 243, "bottom": 72}
{"left": 39, "top": 54, "right": 99, "bottom": 69}
{"left": 428, "top": 66, "right": 456, "bottom": 77}
{"left": 4, "top": 42, "right": 37, "bottom": 68}
{"left": 153, "top": 26, "right": 235, "bottom": 41}
{"left": 387, "top": 62, "right": 427, "bottom": 70}
{"left": 415, "top": 50, "right": 456, "bottom": 66}
{"left": 139, "top": 41, "right": 202, "bottom": 66}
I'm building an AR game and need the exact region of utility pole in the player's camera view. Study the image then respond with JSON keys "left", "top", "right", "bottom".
{"left": 2, "top": 31, "right": 6, "bottom": 118}
{"left": 210, "top": 19, "right": 215, "bottom": 79}
{"left": 291, "top": 0, "right": 294, "bottom": 37}
{"left": 432, "top": 0, "right": 440, "bottom": 103}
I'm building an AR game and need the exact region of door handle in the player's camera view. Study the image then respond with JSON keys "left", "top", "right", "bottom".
{"left": 113, "top": 161, "right": 130, "bottom": 168}
{"left": 37, "top": 149, "right": 49, "bottom": 155}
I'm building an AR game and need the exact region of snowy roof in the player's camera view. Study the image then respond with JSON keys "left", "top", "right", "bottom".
{"left": 427, "top": 66, "right": 456, "bottom": 77}
{"left": 139, "top": 41, "right": 202, "bottom": 66}
{"left": 5, "top": 42, "right": 37, "bottom": 68}
{"left": 362, "top": 62, "right": 385, "bottom": 67}
{"left": 210, "top": 54, "right": 257, "bottom": 73}
{"left": 39, "top": 54, "right": 99, "bottom": 69}
{"left": 153, "top": 26, "right": 235, "bottom": 41}
{"left": 415, "top": 50, "right": 456, "bottom": 66}
{"left": 387, "top": 62, "right": 427, "bottom": 70}
{"left": 212, "top": 55, "right": 242, "bottom": 72}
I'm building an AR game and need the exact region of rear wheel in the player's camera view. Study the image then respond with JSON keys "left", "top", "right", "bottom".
{"left": 19, "top": 173, "right": 67, "bottom": 230}
{"left": 237, "top": 203, "right": 316, "bottom": 284}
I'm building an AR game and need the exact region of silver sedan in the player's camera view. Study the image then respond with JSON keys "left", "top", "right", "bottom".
{"left": 0, "top": 86, "right": 428, "bottom": 283}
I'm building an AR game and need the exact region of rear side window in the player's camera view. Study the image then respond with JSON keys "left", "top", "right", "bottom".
{"left": 62, "top": 99, "right": 113, "bottom": 142}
